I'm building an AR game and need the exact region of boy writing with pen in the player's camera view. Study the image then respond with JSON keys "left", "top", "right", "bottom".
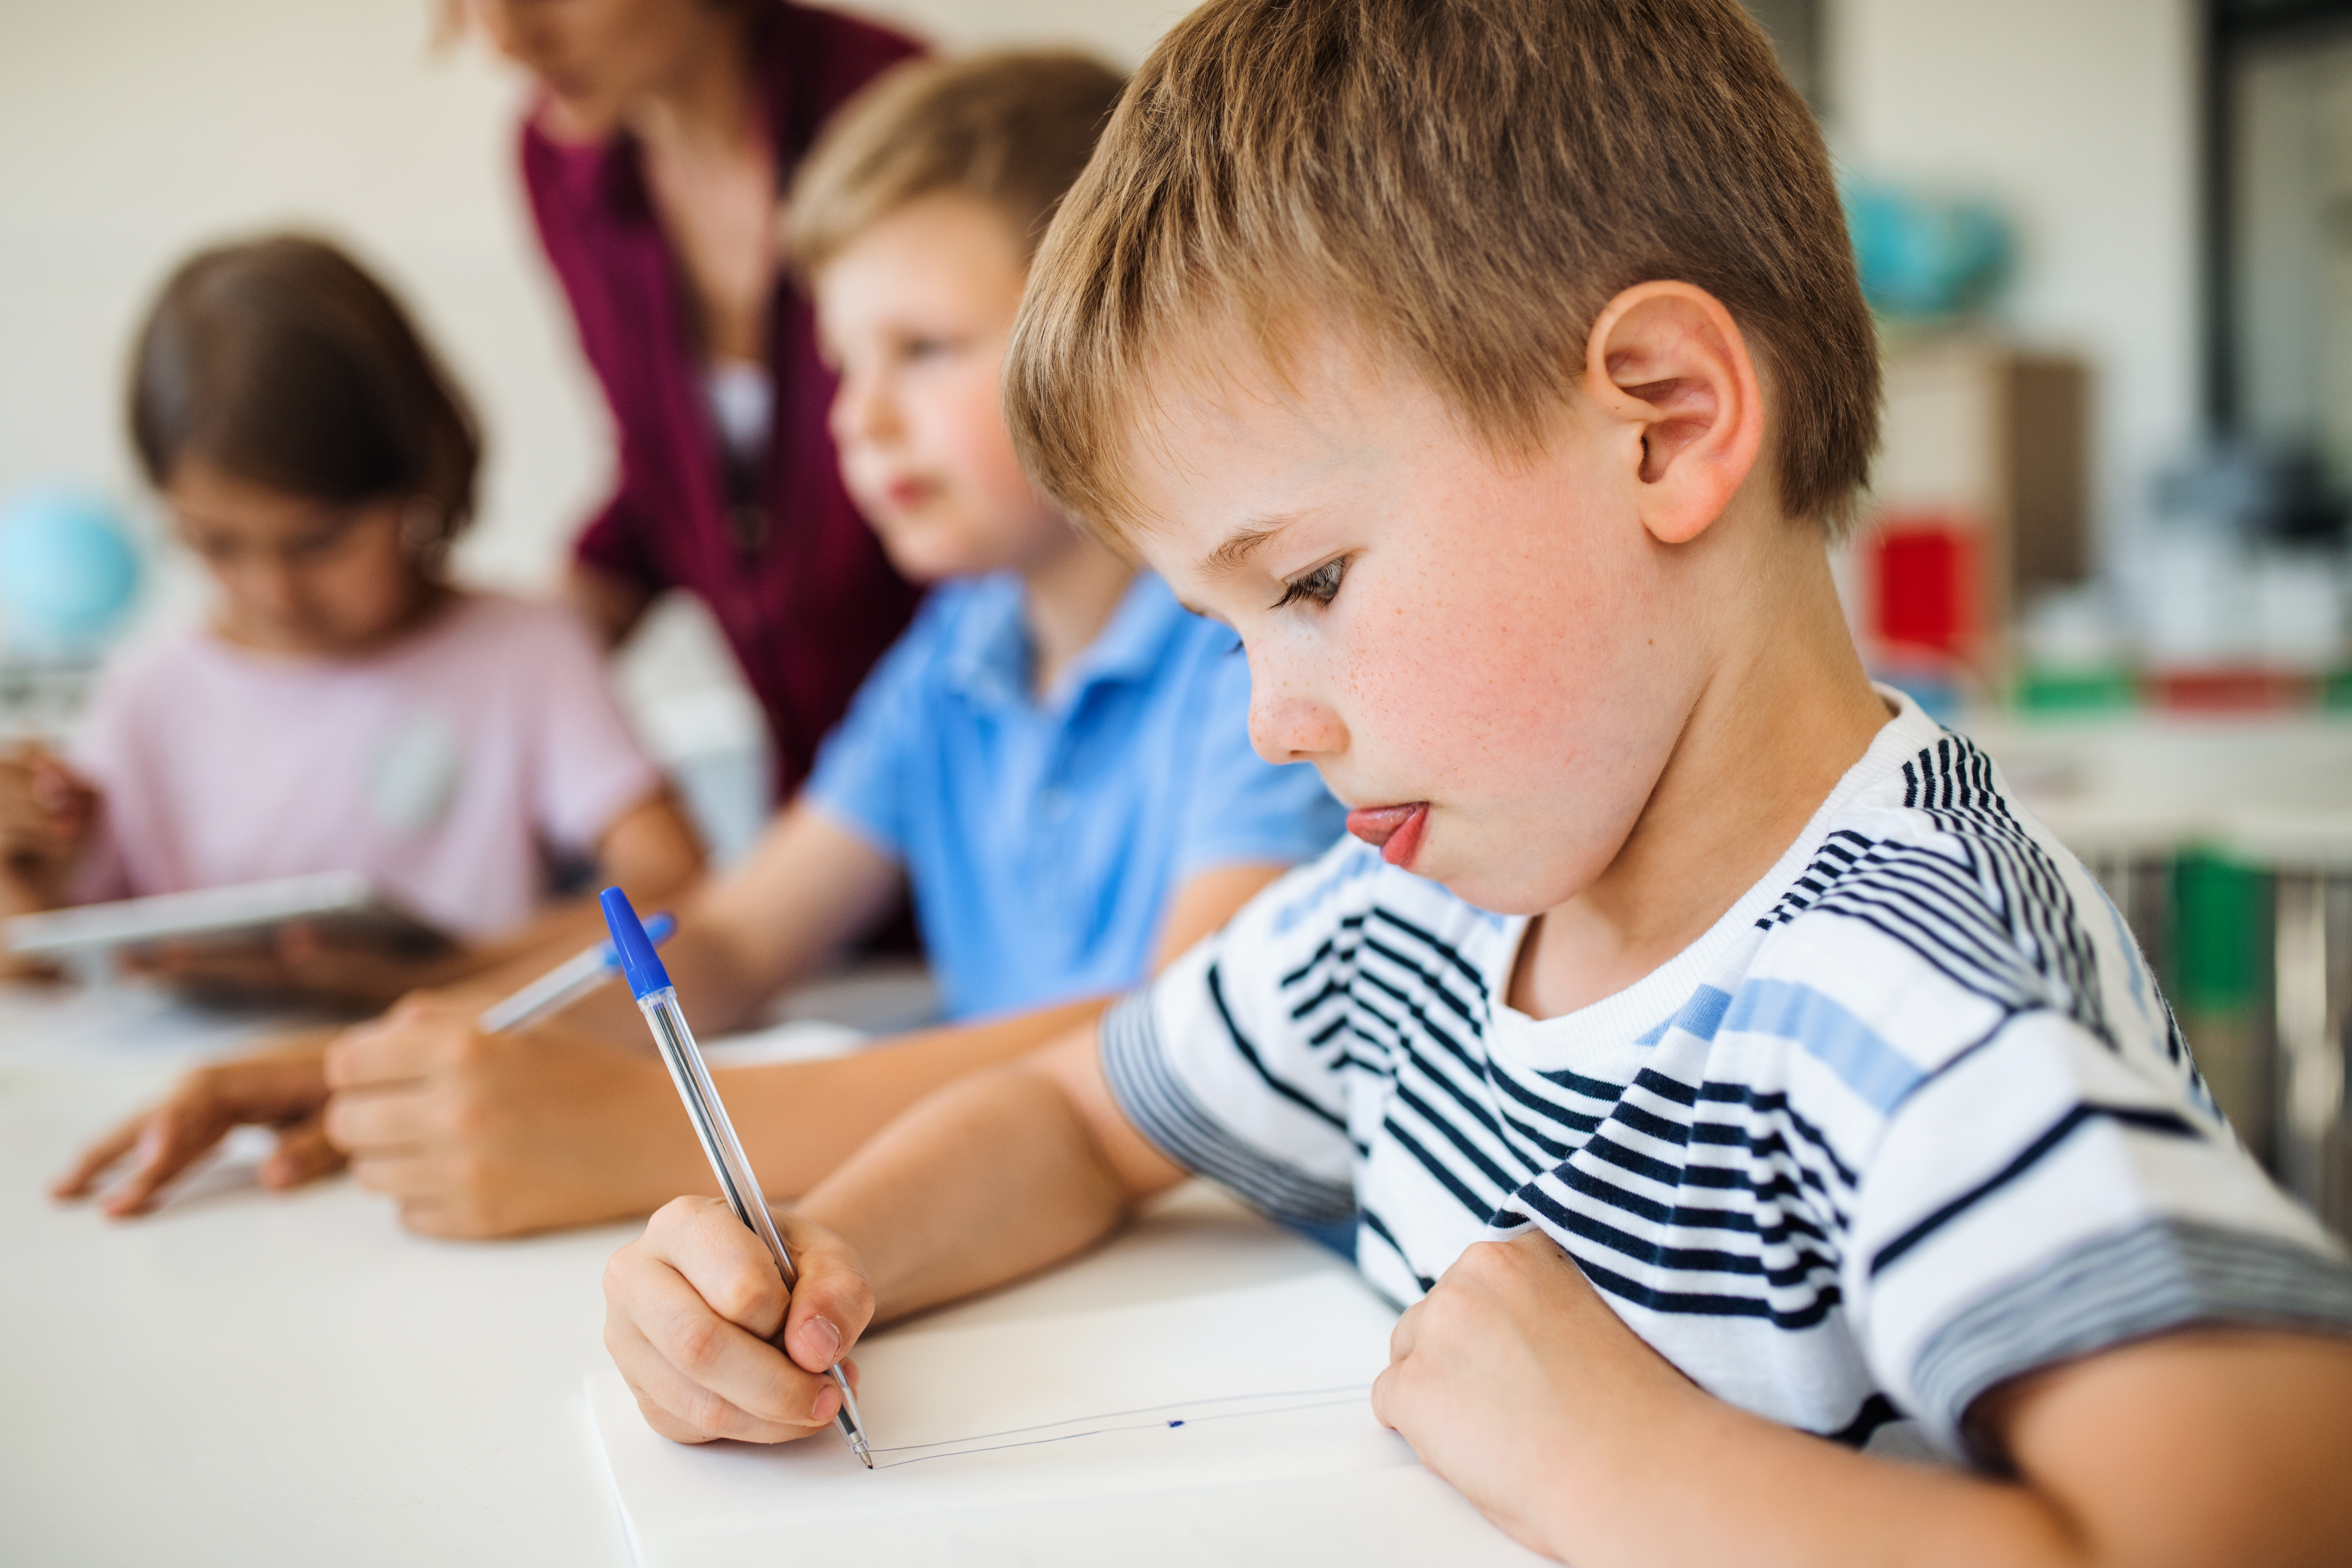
{"left": 602, "top": 1, "right": 2352, "bottom": 1563}
{"left": 57, "top": 52, "right": 1343, "bottom": 1235}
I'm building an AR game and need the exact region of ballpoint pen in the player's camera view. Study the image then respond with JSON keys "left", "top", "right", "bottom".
{"left": 476, "top": 912, "right": 677, "bottom": 1033}
{"left": 599, "top": 886, "right": 875, "bottom": 1468}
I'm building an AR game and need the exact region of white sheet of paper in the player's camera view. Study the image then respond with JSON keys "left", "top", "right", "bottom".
{"left": 587, "top": 1271, "right": 1547, "bottom": 1567}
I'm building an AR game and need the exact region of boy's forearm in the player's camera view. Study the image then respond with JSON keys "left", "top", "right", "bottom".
{"left": 797, "top": 1048, "right": 1143, "bottom": 1323}
{"left": 1527, "top": 1328, "right": 2352, "bottom": 1568}
{"left": 1546, "top": 1393, "right": 2077, "bottom": 1568}
{"left": 726, "top": 995, "right": 1109, "bottom": 1198}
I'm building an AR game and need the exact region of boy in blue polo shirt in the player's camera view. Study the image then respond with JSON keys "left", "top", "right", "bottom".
{"left": 804, "top": 568, "right": 1300, "bottom": 1020}
{"left": 62, "top": 52, "right": 1339, "bottom": 1238}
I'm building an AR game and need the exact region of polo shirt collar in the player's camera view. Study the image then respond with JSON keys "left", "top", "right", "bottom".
{"left": 944, "top": 571, "right": 1190, "bottom": 712}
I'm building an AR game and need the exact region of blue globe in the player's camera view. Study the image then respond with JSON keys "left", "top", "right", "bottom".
{"left": 1843, "top": 180, "right": 2013, "bottom": 321}
{"left": 0, "top": 486, "right": 143, "bottom": 655}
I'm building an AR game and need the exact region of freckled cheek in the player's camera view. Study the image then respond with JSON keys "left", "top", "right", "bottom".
{"left": 1348, "top": 636, "right": 1533, "bottom": 796}
{"left": 1337, "top": 568, "right": 1559, "bottom": 793}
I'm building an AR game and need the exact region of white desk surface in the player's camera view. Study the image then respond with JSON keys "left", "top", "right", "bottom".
{"left": 0, "top": 982, "right": 1357, "bottom": 1568}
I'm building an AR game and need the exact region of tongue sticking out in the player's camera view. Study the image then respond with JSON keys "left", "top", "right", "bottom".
{"left": 1346, "top": 803, "right": 1429, "bottom": 868}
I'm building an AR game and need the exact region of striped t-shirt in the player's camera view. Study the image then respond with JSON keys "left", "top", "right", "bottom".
{"left": 1103, "top": 692, "right": 2352, "bottom": 1459}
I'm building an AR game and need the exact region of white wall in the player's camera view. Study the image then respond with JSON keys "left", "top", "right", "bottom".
{"left": 1829, "top": 0, "right": 2202, "bottom": 555}
{"left": 0, "top": 0, "right": 1173, "bottom": 629}
{"left": 2, "top": 3, "right": 549, "bottom": 607}
{"left": 0, "top": 0, "right": 2204, "bottom": 615}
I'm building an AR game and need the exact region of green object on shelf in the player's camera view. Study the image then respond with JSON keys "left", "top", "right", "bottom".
{"left": 2013, "top": 665, "right": 2140, "bottom": 716}
{"left": 2323, "top": 668, "right": 2352, "bottom": 711}
{"left": 2168, "top": 852, "right": 2275, "bottom": 1158}
{"left": 2170, "top": 852, "right": 2269, "bottom": 1014}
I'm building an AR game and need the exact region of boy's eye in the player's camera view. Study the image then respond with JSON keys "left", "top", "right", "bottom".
{"left": 1273, "top": 555, "right": 1348, "bottom": 610}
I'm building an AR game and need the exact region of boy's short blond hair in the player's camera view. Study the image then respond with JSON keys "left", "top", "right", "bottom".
{"left": 1005, "top": 0, "right": 1880, "bottom": 539}
{"left": 784, "top": 50, "right": 1127, "bottom": 282}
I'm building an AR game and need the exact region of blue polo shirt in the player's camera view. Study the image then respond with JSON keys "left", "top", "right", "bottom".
{"left": 803, "top": 571, "right": 1344, "bottom": 1021}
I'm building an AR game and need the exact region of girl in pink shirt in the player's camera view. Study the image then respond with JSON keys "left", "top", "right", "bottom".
{"left": 0, "top": 236, "right": 702, "bottom": 1002}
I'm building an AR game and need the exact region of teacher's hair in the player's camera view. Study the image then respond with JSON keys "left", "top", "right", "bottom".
{"left": 128, "top": 234, "right": 482, "bottom": 549}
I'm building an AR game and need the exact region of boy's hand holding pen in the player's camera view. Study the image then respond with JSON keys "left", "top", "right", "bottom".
{"left": 606, "top": 1192, "right": 878, "bottom": 1449}
{"left": 598, "top": 887, "right": 877, "bottom": 1463}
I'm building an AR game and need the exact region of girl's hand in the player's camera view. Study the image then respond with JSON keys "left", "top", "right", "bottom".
{"left": 604, "top": 1196, "right": 874, "bottom": 1446}
{"left": 0, "top": 744, "right": 99, "bottom": 926}
{"left": 124, "top": 922, "right": 472, "bottom": 1010}
{"left": 49, "top": 1035, "right": 343, "bottom": 1216}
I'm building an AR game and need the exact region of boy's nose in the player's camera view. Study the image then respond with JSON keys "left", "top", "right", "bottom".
{"left": 829, "top": 375, "right": 901, "bottom": 449}
{"left": 1249, "top": 688, "right": 1348, "bottom": 766}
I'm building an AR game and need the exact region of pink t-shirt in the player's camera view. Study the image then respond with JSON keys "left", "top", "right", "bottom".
{"left": 69, "top": 593, "right": 664, "bottom": 939}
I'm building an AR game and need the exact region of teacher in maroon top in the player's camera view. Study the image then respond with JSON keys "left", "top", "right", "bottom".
{"left": 471, "top": 0, "right": 924, "bottom": 799}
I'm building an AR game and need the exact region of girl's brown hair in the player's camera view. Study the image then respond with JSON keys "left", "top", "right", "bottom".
{"left": 129, "top": 235, "right": 482, "bottom": 551}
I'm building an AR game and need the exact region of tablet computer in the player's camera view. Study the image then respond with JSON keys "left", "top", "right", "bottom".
{"left": 3, "top": 871, "right": 455, "bottom": 960}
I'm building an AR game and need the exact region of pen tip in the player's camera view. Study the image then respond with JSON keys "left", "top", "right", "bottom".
{"left": 858, "top": 1449, "right": 875, "bottom": 1470}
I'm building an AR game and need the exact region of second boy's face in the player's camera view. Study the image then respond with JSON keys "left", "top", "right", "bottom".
{"left": 1129, "top": 334, "right": 1709, "bottom": 918}
{"left": 817, "top": 194, "right": 1070, "bottom": 583}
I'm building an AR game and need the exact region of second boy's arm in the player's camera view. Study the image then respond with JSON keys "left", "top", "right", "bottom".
{"left": 320, "top": 992, "right": 1112, "bottom": 1238}
{"left": 436, "top": 799, "right": 905, "bottom": 1049}
{"left": 316, "top": 855, "right": 1292, "bottom": 1236}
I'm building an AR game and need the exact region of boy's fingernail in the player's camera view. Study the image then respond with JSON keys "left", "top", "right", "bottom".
{"left": 807, "top": 1317, "right": 842, "bottom": 1363}
{"left": 813, "top": 1385, "right": 841, "bottom": 1424}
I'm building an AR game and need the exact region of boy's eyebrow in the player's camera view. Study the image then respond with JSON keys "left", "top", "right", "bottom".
{"left": 1200, "top": 516, "right": 1296, "bottom": 577}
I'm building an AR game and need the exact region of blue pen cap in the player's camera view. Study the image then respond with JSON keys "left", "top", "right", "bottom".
{"left": 599, "top": 887, "right": 674, "bottom": 1000}
{"left": 598, "top": 909, "right": 676, "bottom": 969}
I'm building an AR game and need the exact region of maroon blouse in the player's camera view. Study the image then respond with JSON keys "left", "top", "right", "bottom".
{"left": 521, "top": 3, "right": 925, "bottom": 800}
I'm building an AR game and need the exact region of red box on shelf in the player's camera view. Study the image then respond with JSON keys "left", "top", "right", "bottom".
{"left": 1870, "top": 516, "right": 1985, "bottom": 658}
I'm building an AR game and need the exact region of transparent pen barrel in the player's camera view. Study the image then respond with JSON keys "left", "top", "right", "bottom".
{"left": 634, "top": 988, "right": 872, "bottom": 1459}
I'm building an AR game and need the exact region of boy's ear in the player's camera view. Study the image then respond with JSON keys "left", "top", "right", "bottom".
{"left": 1579, "top": 282, "right": 1767, "bottom": 546}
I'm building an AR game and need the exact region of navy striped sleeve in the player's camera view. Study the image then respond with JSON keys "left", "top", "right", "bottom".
{"left": 1100, "top": 989, "right": 1356, "bottom": 1224}
{"left": 1840, "top": 1007, "right": 2352, "bottom": 1450}
{"left": 1095, "top": 849, "right": 1369, "bottom": 1226}
{"left": 1914, "top": 1216, "right": 2352, "bottom": 1460}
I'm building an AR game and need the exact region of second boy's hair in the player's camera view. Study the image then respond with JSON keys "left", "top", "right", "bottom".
{"left": 785, "top": 50, "right": 1127, "bottom": 281}
{"left": 1007, "top": 0, "right": 1880, "bottom": 538}
{"left": 130, "top": 234, "right": 481, "bottom": 547}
